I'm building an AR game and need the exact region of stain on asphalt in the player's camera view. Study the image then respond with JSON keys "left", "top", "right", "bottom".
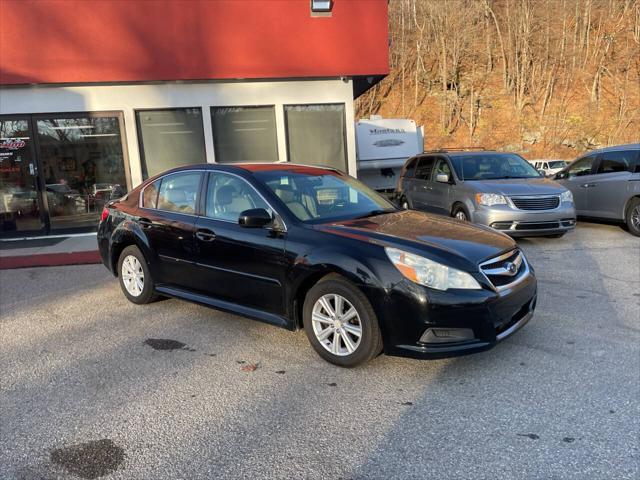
{"left": 519, "top": 362, "right": 526, "bottom": 366}
{"left": 576, "top": 295, "right": 588, "bottom": 299}
{"left": 50, "top": 439, "right": 124, "bottom": 479}
{"left": 563, "top": 437, "right": 575, "bottom": 443}
{"left": 208, "top": 353, "right": 217, "bottom": 357}
{"left": 236, "top": 360, "right": 246, "bottom": 364}
{"left": 327, "top": 382, "right": 337, "bottom": 387}
{"left": 517, "top": 433, "right": 540, "bottom": 440}
{"left": 609, "top": 409, "right": 616, "bottom": 414}
{"left": 566, "top": 340, "right": 575, "bottom": 345}
{"left": 401, "top": 401, "right": 413, "bottom": 406}
{"left": 275, "top": 370, "right": 286, "bottom": 374}
{"left": 143, "top": 338, "right": 191, "bottom": 351}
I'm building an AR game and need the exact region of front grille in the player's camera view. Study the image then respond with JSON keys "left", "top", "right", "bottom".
{"left": 480, "top": 249, "right": 528, "bottom": 291}
{"left": 510, "top": 196, "right": 560, "bottom": 210}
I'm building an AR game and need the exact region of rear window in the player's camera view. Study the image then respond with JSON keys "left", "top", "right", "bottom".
{"left": 142, "top": 180, "right": 160, "bottom": 209}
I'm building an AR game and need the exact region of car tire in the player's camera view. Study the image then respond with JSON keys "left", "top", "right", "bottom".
{"left": 452, "top": 204, "right": 470, "bottom": 222}
{"left": 117, "top": 245, "right": 158, "bottom": 304}
{"left": 303, "top": 275, "right": 383, "bottom": 367}
{"left": 626, "top": 198, "right": 640, "bottom": 237}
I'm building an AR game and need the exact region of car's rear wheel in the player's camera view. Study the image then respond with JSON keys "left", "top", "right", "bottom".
{"left": 626, "top": 198, "right": 640, "bottom": 237}
{"left": 452, "top": 204, "right": 470, "bottom": 222}
{"left": 399, "top": 195, "right": 411, "bottom": 210}
{"left": 303, "top": 275, "right": 383, "bottom": 367}
{"left": 117, "top": 245, "right": 158, "bottom": 304}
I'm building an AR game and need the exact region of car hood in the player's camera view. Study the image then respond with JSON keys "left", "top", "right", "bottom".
{"left": 316, "top": 210, "right": 515, "bottom": 269}
{"left": 466, "top": 177, "right": 566, "bottom": 195}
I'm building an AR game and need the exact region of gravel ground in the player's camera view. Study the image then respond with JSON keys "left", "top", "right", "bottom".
{"left": 1, "top": 221, "right": 638, "bottom": 480}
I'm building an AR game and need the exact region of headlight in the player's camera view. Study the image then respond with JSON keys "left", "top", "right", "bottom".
{"left": 385, "top": 247, "right": 482, "bottom": 291}
{"left": 475, "top": 193, "right": 507, "bottom": 207}
{"left": 560, "top": 190, "right": 573, "bottom": 203}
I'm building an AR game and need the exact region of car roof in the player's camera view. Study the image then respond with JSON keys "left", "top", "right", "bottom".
{"left": 143, "top": 162, "right": 342, "bottom": 183}
{"left": 585, "top": 143, "right": 640, "bottom": 154}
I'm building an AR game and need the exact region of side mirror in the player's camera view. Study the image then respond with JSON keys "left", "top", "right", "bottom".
{"left": 239, "top": 208, "right": 272, "bottom": 228}
{"left": 435, "top": 173, "right": 450, "bottom": 183}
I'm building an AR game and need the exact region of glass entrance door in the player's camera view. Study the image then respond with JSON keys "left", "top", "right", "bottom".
{"left": 0, "top": 117, "right": 45, "bottom": 235}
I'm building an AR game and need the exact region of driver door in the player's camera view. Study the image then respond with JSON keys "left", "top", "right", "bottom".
{"left": 192, "top": 171, "right": 287, "bottom": 315}
{"left": 555, "top": 154, "right": 598, "bottom": 214}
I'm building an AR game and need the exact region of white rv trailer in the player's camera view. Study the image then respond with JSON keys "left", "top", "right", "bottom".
{"left": 356, "top": 116, "right": 424, "bottom": 193}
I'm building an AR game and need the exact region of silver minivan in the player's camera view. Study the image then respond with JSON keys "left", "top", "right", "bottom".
{"left": 554, "top": 143, "right": 640, "bottom": 236}
{"left": 396, "top": 150, "right": 576, "bottom": 237}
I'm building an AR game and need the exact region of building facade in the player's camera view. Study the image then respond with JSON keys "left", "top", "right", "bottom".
{"left": 0, "top": 0, "right": 388, "bottom": 237}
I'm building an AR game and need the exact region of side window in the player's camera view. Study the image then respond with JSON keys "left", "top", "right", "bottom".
{"left": 543, "top": 163, "right": 549, "bottom": 169}
{"left": 205, "top": 172, "right": 270, "bottom": 222}
{"left": 433, "top": 158, "right": 452, "bottom": 179}
{"left": 414, "top": 157, "right": 435, "bottom": 180}
{"left": 597, "top": 150, "right": 635, "bottom": 174}
{"left": 141, "top": 179, "right": 160, "bottom": 208}
{"left": 403, "top": 158, "right": 418, "bottom": 178}
{"left": 566, "top": 155, "right": 596, "bottom": 178}
{"left": 156, "top": 172, "right": 202, "bottom": 214}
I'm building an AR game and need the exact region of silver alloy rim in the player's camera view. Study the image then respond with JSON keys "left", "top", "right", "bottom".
{"left": 402, "top": 201, "right": 409, "bottom": 209}
{"left": 121, "top": 255, "right": 144, "bottom": 297}
{"left": 312, "top": 294, "right": 362, "bottom": 356}
{"left": 632, "top": 205, "right": 640, "bottom": 230}
{"left": 455, "top": 210, "right": 467, "bottom": 221}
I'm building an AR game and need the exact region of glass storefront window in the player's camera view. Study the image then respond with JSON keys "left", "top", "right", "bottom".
{"left": 136, "top": 108, "right": 206, "bottom": 179}
{"left": 36, "top": 114, "right": 129, "bottom": 231}
{"left": 284, "top": 104, "right": 347, "bottom": 171}
{"left": 0, "top": 118, "right": 43, "bottom": 234}
{"left": 211, "top": 106, "right": 278, "bottom": 163}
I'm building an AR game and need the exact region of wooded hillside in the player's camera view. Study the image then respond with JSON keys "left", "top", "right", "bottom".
{"left": 355, "top": 0, "right": 640, "bottom": 159}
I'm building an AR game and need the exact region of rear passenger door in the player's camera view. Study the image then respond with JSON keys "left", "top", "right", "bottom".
{"left": 137, "top": 171, "right": 203, "bottom": 288}
{"left": 409, "top": 156, "right": 436, "bottom": 210}
{"left": 589, "top": 150, "right": 638, "bottom": 219}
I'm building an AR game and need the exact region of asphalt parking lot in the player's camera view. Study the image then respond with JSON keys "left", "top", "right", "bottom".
{"left": 1, "top": 221, "right": 639, "bottom": 480}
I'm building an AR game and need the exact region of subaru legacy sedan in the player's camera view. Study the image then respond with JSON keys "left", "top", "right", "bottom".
{"left": 98, "top": 163, "right": 536, "bottom": 367}
{"left": 396, "top": 151, "right": 576, "bottom": 237}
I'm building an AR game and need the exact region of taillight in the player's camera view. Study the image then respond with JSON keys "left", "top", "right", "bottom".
{"left": 100, "top": 207, "right": 110, "bottom": 222}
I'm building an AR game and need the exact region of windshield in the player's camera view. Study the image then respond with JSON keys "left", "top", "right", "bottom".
{"left": 548, "top": 161, "right": 567, "bottom": 169}
{"left": 450, "top": 154, "right": 542, "bottom": 180}
{"left": 253, "top": 169, "right": 396, "bottom": 223}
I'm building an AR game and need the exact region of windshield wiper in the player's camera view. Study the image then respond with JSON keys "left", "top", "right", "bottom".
{"left": 355, "top": 208, "right": 397, "bottom": 219}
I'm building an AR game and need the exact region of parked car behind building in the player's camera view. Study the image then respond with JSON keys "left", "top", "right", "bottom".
{"left": 396, "top": 150, "right": 576, "bottom": 237}
{"left": 553, "top": 143, "right": 640, "bottom": 236}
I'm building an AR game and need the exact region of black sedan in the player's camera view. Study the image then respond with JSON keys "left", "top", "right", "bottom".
{"left": 98, "top": 163, "right": 537, "bottom": 367}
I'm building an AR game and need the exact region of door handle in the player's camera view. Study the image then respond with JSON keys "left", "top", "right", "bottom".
{"left": 196, "top": 229, "right": 216, "bottom": 242}
{"left": 138, "top": 218, "right": 153, "bottom": 229}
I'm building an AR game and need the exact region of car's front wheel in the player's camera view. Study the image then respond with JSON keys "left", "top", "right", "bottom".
{"left": 626, "top": 198, "right": 640, "bottom": 237}
{"left": 117, "top": 245, "right": 158, "bottom": 304}
{"left": 303, "top": 275, "right": 383, "bottom": 367}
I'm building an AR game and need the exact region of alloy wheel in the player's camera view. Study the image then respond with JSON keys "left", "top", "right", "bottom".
{"left": 311, "top": 294, "right": 362, "bottom": 356}
{"left": 121, "top": 255, "right": 144, "bottom": 297}
{"left": 632, "top": 205, "right": 640, "bottom": 230}
{"left": 455, "top": 210, "right": 467, "bottom": 221}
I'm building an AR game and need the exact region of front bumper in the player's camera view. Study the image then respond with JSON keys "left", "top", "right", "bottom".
{"left": 377, "top": 267, "right": 537, "bottom": 360}
{"left": 471, "top": 203, "right": 576, "bottom": 237}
